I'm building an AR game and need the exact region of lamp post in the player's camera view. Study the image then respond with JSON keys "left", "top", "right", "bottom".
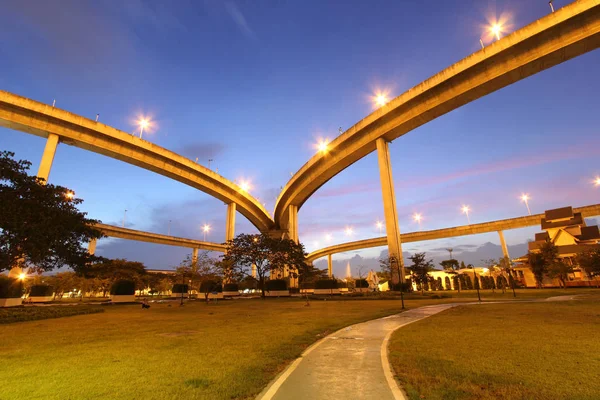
{"left": 521, "top": 194, "right": 532, "bottom": 215}
{"left": 168, "top": 220, "right": 171, "bottom": 236}
{"left": 473, "top": 267, "right": 481, "bottom": 302}
{"left": 138, "top": 118, "right": 150, "bottom": 139}
{"left": 413, "top": 213, "right": 422, "bottom": 230}
{"left": 462, "top": 205, "right": 471, "bottom": 224}
{"left": 122, "top": 209, "right": 127, "bottom": 228}
{"left": 376, "top": 221, "right": 383, "bottom": 235}
{"left": 549, "top": 0, "right": 555, "bottom": 13}
{"left": 202, "top": 224, "right": 211, "bottom": 241}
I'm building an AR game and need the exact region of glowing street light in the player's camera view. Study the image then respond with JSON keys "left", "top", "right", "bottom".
{"left": 594, "top": 176, "right": 600, "bottom": 187}
{"left": 325, "top": 233, "right": 333, "bottom": 242}
{"left": 490, "top": 23, "right": 503, "bottom": 40}
{"left": 372, "top": 91, "right": 390, "bottom": 108}
{"left": 413, "top": 213, "right": 422, "bottom": 229}
{"left": 18, "top": 273, "right": 26, "bottom": 281}
{"left": 239, "top": 180, "right": 251, "bottom": 192}
{"left": 137, "top": 118, "right": 150, "bottom": 139}
{"left": 376, "top": 220, "right": 383, "bottom": 234}
{"left": 202, "top": 224, "right": 211, "bottom": 241}
{"left": 345, "top": 226, "right": 354, "bottom": 236}
{"left": 521, "top": 193, "right": 532, "bottom": 215}
{"left": 316, "top": 139, "right": 329, "bottom": 154}
{"left": 65, "top": 190, "right": 75, "bottom": 200}
{"left": 461, "top": 205, "right": 471, "bottom": 224}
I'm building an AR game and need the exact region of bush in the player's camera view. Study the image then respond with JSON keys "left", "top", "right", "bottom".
{"left": 110, "top": 280, "right": 135, "bottom": 295}
{"left": 445, "top": 276, "right": 452, "bottom": 290}
{"left": 29, "top": 284, "right": 54, "bottom": 297}
{"left": 355, "top": 279, "right": 369, "bottom": 288}
{"left": 199, "top": 281, "right": 221, "bottom": 293}
{"left": 0, "top": 276, "right": 23, "bottom": 298}
{"left": 172, "top": 283, "right": 190, "bottom": 294}
{"left": 0, "top": 306, "right": 103, "bottom": 324}
{"left": 265, "top": 279, "right": 287, "bottom": 291}
{"left": 223, "top": 283, "right": 239, "bottom": 292}
{"left": 315, "top": 279, "right": 338, "bottom": 289}
{"left": 301, "top": 282, "right": 316, "bottom": 289}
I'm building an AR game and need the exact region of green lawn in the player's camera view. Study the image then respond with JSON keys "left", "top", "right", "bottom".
{"left": 388, "top": 294, "right": 600, "bottom": 400}
{"left": 0, "top": 297, "right": 424, "bottom": 400}
{"left": 0, "top": 305, "right": 104, "bottom": 324}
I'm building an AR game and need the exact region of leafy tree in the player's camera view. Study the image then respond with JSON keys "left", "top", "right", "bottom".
{"left": 176, "top": 251, "right": 220, "bottom": 293}
{"left": 408, "top": 253, "right": 434, "bottom": 295}
{"left": 440, "top": 259, "right": 459, "bottom": 271}
{"left": 0, "top": 151, "right": 103, "bottom": 272}
{"left": 527, "top": 251, "right": 546, "bottom": 288}
{"left": 222, "top": 233, "right": 309, "bottom": 298}
{"left": 84, "top": 259, "right": 147, "bottom": 296}
{"left": 576, "top": 248, "right": 600, "bottom": 282}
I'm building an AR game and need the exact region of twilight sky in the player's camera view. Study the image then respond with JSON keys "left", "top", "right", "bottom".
{"left": 1, "top": 0, "right": 599, "bottom": 276}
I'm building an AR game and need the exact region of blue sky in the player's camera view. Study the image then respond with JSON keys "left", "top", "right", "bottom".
{"left": 1, "top": 0, "right": 599, "bottom": 275}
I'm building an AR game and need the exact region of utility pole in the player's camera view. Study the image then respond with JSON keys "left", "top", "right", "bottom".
{"left": 122, "top": 209, "right": 127, "bottom": 228}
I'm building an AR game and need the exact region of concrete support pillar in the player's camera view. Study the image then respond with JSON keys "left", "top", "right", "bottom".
{"left": 327, "top": 254, "right": 333, "bottom": 278}
{"left": 192, "top": 248, "right": 198, "bottom": 264}
{"left": 37, "top": 133, "right": 60, "bottom": 182}
{"left": 88, "top": 238, "right": 97, "bottom": 255}
{"left": 225, "top": 203, "right": 236, "bottom": 242}
{"left": 287, "top": 204, "right": 298, "bottom": 243}
{"left": 376, "top": 138, "right": 405, "bottom": 283}
{"left": 251, "top": 263, "right": 257, "bottom": 278}
{"left": 498, "top": 231, "right": 510, "bottom": 260}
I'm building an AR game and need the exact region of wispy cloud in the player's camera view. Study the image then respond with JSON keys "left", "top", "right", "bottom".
{"left": 225, "top": 1, "right": 255, "bottom": 39}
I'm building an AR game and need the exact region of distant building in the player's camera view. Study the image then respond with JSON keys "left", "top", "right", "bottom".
{"left": 514, "top": 206, "right": 600, "bottom": 287}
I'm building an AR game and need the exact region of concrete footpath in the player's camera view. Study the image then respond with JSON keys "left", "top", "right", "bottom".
{"left": 258, "top": 303, "right": 460, "bottom": 400}
{"left": 257, "top": 296, "right": 579, "bottom": 400}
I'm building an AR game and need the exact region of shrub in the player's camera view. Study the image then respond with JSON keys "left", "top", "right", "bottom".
{"left": 445, "top": 276, "right": 452, "bottom": 290}
{"left": 436, "top": 277, "right": 443, "bottom": 291}
{"left": 355, "top": 279, "right": 369, "bottom": 288}
{"left": 315, "top": 279, "right": 338, "bottom": 289}
{"left": 265, "top": 279, "right": 287, "bottom": 291}
{"left": 223, "top": 283, "right": 239, "bottom": 292}
{"left": 199, "top": 281, "right": 221, "bottom": 293}
{"left": 172, "top": 283, "right": 190, "bottom": 294}
{"left": 29, "top": 284, "right": 54, "bottom": 297}
{"left": 0, "top": 276, "right": 23, "bottom": 298}
{"left": 301, "top": 282, "right": 316, "bottom": 289}
{"left": 110, "top": 280, "right": 135, "bottom": 295}
{"left": 0, "top": 307, "right": 104, "bottom": 325}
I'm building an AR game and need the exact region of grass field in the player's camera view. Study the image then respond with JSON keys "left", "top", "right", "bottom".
{"left": 388, "top": 293, "right": 600, "bottom": 400}
{"left": 0, "top": 297, "right": 437, "bottom": 400}
{"left": 0, "top": 306, "right": 104, "bottom": 324}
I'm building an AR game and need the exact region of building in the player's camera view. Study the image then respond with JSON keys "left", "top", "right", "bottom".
{"left": 514, "top": 206, "right": 600, "bottom": 288}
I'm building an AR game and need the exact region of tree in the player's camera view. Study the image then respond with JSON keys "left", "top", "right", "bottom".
{"left": 576, "top": 248, "right": 600, "bottom": 282}
{"left": 440, "top": 259, "right": 459, "bottom": 271}
{"left": 84, "top": 259, "right": 147, "bottom": 296}
{"left": 222, "top": 233, "right": 309, "bottom": 298}
{"left": 176, "top": 251, "right": 220, "bottom": 296}
{"left": 408, "top": 253, "right": 434, "bottom": 295}
{"left": 0, "top": 151, "right": 104, "bottom": 272}
{"left": 540, "top": 241, "right": 572, "bottom": 288}
{"left": 527, "top": 252, "right": 546, "bottom": 288}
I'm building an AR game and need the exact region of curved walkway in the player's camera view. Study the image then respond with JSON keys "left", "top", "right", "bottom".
{"left": 258, "top": 296, "right": 578, "bottom": 400}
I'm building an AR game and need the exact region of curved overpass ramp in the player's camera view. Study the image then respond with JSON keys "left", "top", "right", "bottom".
{"left": 0, "top": 91, "right": 274, "bottom": 232}
{"left": 275, "top": 1, "right": 600, "bottom": 230}
{"left": 306, "top": 204, "right": 600, "bottom": 263}
{"left": 96, "top": 223, "right": 226, "bottom": 252}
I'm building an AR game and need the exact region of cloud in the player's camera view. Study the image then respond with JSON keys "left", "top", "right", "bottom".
{"left": 225, "top": 1, "right": 255, "bottom": 38}
{"left": 174, "top": 142, "right": 226, "bottom": 161}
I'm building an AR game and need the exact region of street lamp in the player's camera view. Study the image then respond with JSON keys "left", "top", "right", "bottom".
{"left": 373, "top": 91, "right": 389, "bottom": 108}
{"left": 413, "top": 213, "right": 422, "bottom": 229}
{"left": 376, "top": 220, "right": 383, "bottom": 234}
{"left": 325, "top": 233, "right": 333, "bottom": 242}
{"left": 490, "top": 22, "right": 503, "bottom": 40}
{"left": 594, "top": 176, "right": 600, "bottom": 187}
{"left": 521, "top": 193, "right": 532, "bottom": 215}
{"left": 122, "top": 209, "right": 127, "bottom": 228}
{"left": 462, "top": 205, "right": 471, "bottom": 224}
{"left": 202, "top": 224, "right": 211, "bottom": 241}
{"left": 549, "top": 0, "right": 555, "bottom": 13}
{"left": 18, "top": 273, "right": 26, "bottom": 281}
{"left": 239, "top": 180, "right": 251, "bottom": 192}
{"left": 316, "top": 139, "right": 329, "bottom": 154}
{"left": 345, "top": 226, "right": 353, "bottom": 236}
{"left": 138, "top": 118, "right": 150, "bottom": 139}
{"left": 65, "top": 190, "right": 75, "bottom": 200}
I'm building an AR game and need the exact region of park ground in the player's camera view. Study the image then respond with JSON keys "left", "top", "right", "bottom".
{"left": 0, "top": 288, "right": 598, "bottom": 400}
